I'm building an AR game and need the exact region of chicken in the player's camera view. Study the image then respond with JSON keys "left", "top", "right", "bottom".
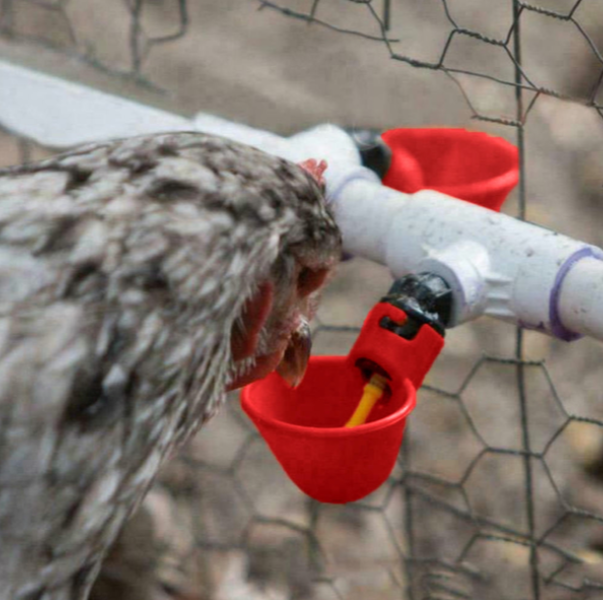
{"left": 0, "top": 132, "right": 341, "bottom": 599}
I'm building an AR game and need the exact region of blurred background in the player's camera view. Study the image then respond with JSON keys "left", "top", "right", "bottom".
{"left": 2, "top": 1, "right": 603, "bottom": 598}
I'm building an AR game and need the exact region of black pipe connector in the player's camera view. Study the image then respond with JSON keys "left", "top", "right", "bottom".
{"left": 380, "top": 273, "right": 453, "bottom": 339}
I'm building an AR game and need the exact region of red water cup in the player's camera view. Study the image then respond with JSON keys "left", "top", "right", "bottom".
{"left": 241, "top": 303, "right": 444, "bottom": 504}
{"left": 381, "top": 128, "right": 519, "bottom": 212}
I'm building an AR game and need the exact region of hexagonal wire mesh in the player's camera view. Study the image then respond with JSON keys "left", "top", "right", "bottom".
{"left": 2, "top": 1, "right": 603, "bottom": 599}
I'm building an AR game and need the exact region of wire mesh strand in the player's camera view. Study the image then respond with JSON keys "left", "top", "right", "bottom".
{"left": 0, "top": 0, "right": 188, "bottom": 87}
{"left": 258, "top": 0, "right": 603, "bottom": 125}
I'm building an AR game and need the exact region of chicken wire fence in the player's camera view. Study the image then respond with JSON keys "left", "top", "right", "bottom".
{"left": 2, "top": 1, "right": 603, "bottom": 599}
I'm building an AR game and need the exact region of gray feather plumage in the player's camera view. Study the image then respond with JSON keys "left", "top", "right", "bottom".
{"left": 0, "top": 132, "right": 340, "bottom": 599}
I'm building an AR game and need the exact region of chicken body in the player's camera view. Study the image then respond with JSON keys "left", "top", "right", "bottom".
{"left": 0, "top": 133, "right": 340, "bottom": 599}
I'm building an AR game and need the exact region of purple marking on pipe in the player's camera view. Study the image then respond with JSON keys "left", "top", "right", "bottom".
{"left": 327, "top": 167, "right": 381, "bottom": 262}
{"left": 549, "top": 247, "right": 603, "bottom": 341}
{"left": 326, "top": 167, "right": 381, "bottom": 205}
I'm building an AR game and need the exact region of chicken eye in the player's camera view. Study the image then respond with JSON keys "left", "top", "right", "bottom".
{"left": 298, "top": 267, "right": 328, "bottom": 297}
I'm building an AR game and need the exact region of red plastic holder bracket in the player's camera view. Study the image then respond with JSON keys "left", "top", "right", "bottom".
{"left": 241, "top": 302, "right": 445, "bottom": 504}
{"left": 348, "top": 302, "right": 444, "bottom": 391}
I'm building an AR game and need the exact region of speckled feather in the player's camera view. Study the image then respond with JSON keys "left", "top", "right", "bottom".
{"left": 0, "top": 132, "right": 340, "bottom": 599}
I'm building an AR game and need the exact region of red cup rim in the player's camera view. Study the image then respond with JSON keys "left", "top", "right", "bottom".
{"left": 383, "top": 128, "right": 519, "bottom": 201}
{"left": 241, "top": 376, "right": 417, "bottom": 439}
{"left": 436, "top": 166, "right": 519, "bottom": 198}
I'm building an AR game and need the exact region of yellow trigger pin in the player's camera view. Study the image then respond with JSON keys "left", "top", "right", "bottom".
{"left": 345, "top": 373, "right": 389, "bottom": 428}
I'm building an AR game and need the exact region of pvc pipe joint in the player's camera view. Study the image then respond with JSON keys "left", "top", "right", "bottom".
{"left": 329, "top": 179, "right": 603, "bottom": 341}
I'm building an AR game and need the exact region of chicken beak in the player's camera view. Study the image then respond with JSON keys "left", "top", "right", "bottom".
{"left": 276, "top": 321, "right": 312, "bottom": 388}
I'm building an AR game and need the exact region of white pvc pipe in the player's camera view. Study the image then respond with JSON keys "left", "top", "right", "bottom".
{"left": 557, "top": 257, "right": 603, "bottom": 341}
{"left": 0, "top": 60, "right": 192, "bottom": 147}
{"left": 0, "top": 60, "right": 361, "bottom": 163}
{"left": 330, "top": 178, "right": 603, "bottom": 341}
{"left": 0, "top": 59, "right": 364, "bottom": 194}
